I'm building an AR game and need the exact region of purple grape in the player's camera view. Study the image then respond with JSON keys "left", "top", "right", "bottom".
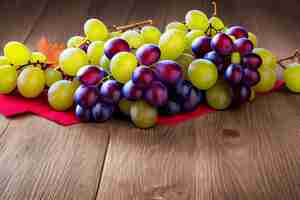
{"left": 132, "top": 66, "right": 155, "bottom": 88}
{"left": 242, "top": 53, "right": 262, "bottom": 69}
{"left": 77, "top": 65, "right": 106, "bottom": 86}
{"left": 99, "top": 80, "right": 122, "bottom": 104}
{"left": 192, "top": 36, "right": 212, "bottom": 58}
{"left": 74, "top": 85, "right": 99, "bottom": 108}
{"left": 79, "top": 43, "right": 89, "bottom": 52}
{"left": 226, "top": 26, "right": 249, "bottom": 39}
{"left": 224, "top": 64, "right": 244, "bottom": 85}
{"left": 136, "top": 44, "right": 161, "bottom": 66}
{"left": 176, "top": 80, "right": 193, "bottom": 99}
{"left": 203, "top": 51, "right": 226, "bottom": 73}
{"left": 104, "top": 38, "right": 130, "bottom": 59}
{"left": 242, "top": 68, "right": 260, "bottom": 87}
{"left": 122, "top": 80, "right": 143, "bottom": 101}
{"left": 92, "top": 102, "right": 115, "bottom": 122}
{"left": 144, "top": 81, "right": 168, "bottom": 107}
{"left": 161, "top": 100, "right": 181, "bottom": 116}
{"left": 155, "top": 60, "right": 183, "bottom": 85}
{"left": 232, "top": 84, "right": 251, "bottom": 106}
{"left": 234, "top": 38, "right": 253, "bottom": 55}
{"left": 211, "top": 33, "right": 234, "bottom": 56}
{"left": 75, "top": 105, "right": 92, "bottom": 122}
{"left": 182, "top": 87, "right": 204, "bottom": 112}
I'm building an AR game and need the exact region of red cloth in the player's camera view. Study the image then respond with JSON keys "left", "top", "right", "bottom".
{"left": 0, "top": 80, "right": 285, "bottom": 126}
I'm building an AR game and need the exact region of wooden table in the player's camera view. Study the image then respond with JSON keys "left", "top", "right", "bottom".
{"left": 0, "top": 0, "right": 300, "bottom": 199}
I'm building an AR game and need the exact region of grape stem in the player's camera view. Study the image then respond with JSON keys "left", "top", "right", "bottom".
{"left": 212, "top": 0, "right": 218, "bottom": 16}
{"left": 110, "top": 19, "right": 153, "bottom": 32}
{"left": 278, "top": 49, "right": 300, "bottom": 69}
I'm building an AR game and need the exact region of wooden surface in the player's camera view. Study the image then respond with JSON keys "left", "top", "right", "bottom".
{"left": 0, "top": 0, "right": 300, "bottom": 199}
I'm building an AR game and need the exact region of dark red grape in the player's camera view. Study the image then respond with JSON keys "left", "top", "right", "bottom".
{"left": 176, "top": 80, "right": 193, "bottom": 99}
{"left": 242, "top": 53, "right": 262, "bottom": 69}
{"left": 203, "top": 51, "right": 226, "bottom": 73}
{"left": 226, "top": 26, "right": 249, "bottom": 39}
{"left": 122, "top": 80, "right": 143, "bottom": 101}
{"left": 155, "top": 60, "right": 183, "bottom": 86}
{"left": 75, "top": 105, "right": 92, "bottom": 122}
{"left": 136, "top": 44, "right": 161, "bottom": 66}
{"left": 77, "top": 65, "right": 106, "bottom": 86}
{"left": 92, "top": 102, "right": 115, "bottom": 122}
{"left": 224, "top": 64, "right": 244, "bottom": 85}
{"left": 242, "top": 68, "right": 260, "bottom": 87}
{"left": 234, "top": 38, "right": 253, "bottom": 55}
{"left": 231, "top": 84, "right": 251, "bottom": 106}
{"left": 211, "top": 33, "right": 234, "bottom": 56}
{"left": 74, "top": 85, "right": 99, "bottom": 108}
{"left": 99, "top": 80, "right": 122, "bottom": 104}
{"left": 192, "top": 36, "right": 212, "bottom": 58}
{"left": 182, "top": 87, "right": 204, "bottom": 112}
{"left": 79, "top": 43, "right": 89, "bottom": 52}
{"left": 160, "top": 100, "right": 181, "bottom": 116}
{"left": 132, "top": 66, "right": 155, "bottom": 88}
{"left": 144, "top": 81, "right": 168, "bottom": 107}
{"left": 104, "top": 38, "right": 130, "bottom": 59}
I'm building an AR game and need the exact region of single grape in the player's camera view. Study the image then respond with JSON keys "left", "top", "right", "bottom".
{"left": 84, "top": 18, "right": 108, "bottom": 41}
{"left": 206, "top": 80, "right": 232, "bottom": 110}
{"left": 176, "top": 80, "right": 193, "bottom": 99}
{"left": 155, "top": 60, "right": 183, "bottom": 86}
{"left": 211, "top": 33, "right": 234, "bottom": 56}
{"left": 166, "top": 21, "right": 188, "bottom": 33}
{"left": 104, "top": 38, "right": 131, "bottom": 59}
{"left": 48, "top": 80, "right": 75, "bottom": 111}
{"left": 17, "top": 67, "right": 45, "bottom": 98}
{"left": 110, "top": 52, "right": 138, "bottom": 84}
{"left": 59, "top": 48, "right": 88, "bottom": 76}
{"left": 188, "top": 59, "right": 218, "bottom": 90}
{"left": 4, "top": 41, "right": 31, "bottom": 66}
{"left": 182, "top": 87, "right": 204, "bottom": 112}
{"left": 99, "top": 80, "right": 122, "bottom": 104}
{"left": 92, "top": 102, "right": 114, "bottom": 122}
{"left": 87, "top": 41, "right": 105, "bottom": 65}
{"left": 45, "top": 68, "right": 63, "bottom": 87}
{"left": 67, "top": 36, "right": 85, "bottom": 48}
{"left": 185, "top": 10, "right": 209, "bottom": 31}
{"left": 209, "top": 16, "right": 225, "bottom": 31}
{"left": 132, "top": 66, "right": 155, "bottom": 88}
{"left": 234, "top": 38, "right": 254, "bottom": 55}
{"left": 76, "top": 65, "right": 106, "bottom": 86}
{"left": 75, "top": 105, "right": 92, "bottom": 122}
{"left": 248, "top": 32, "right": 257, "bottom": 48}
{"left": 160, "top": 100, "right": 181, "bottom": 116}
{"left": 0, "top": 56, "right": 10, "bottom": 65}
{"left": 242, "top": 53, "right": 262, "bottom": 69}
{"left": 192, "top": 36, "right": 212, "bottom": 58}
{"left": 30, "top": 52, "right": 47, "bottom": 64}
{"left": 185, "top": 30, "right": 205, "bottom": 52}
{"left": 74, "top": 85, "right": 99, "bottom": 108}
{"left": 140, "top": 26, "right": 161, "bottom": 45}
{"left": 130, "top": 101, "right": 158, "bottom": 129}
{"left": 0, "top": 65, "right": 17, "bottom": 94}
{"left": 253, "top": 67, "right": 276, "bottom": 93}
{"left": 118, "top": 99, "right": 134, "bottom": 116}
{"left": 175, "top": 53, "right": 194, "bottom": 79}
{"left": 203, "top": 51, "right": 225, "bottom": 73}
{"left": 242, "top": 68, "right": 260, "bottom": 87}
{"left": 122, "top": 30, "right": 144, "bottom": 49}
{"left": 159, "top": 29, "right": 186, "bottom": 60}
{"left": 99, "top": 55, "right": 110, "bottom": 72}
{"left": 136, "top": 44, "right": 161, "bottom": 66}
{"left": 231, "top": 52, "right": 241, "bottom": 64}
{"left": 224, "top": 64, "right": 244, "bottom": 85}
{"left": 283, "top": 63, "right": 300, "bottom": 93}
{"left": 253, "top": 48, "right": 277, "bottom": 69}
{"left": 144, "top": 81, "right": 168, "bottom": 107}
{"left": 226, "top": 26, "right": 248, "bottom": 39}
{"left": 122, "top": 80, "right": 143, "bottom": 101}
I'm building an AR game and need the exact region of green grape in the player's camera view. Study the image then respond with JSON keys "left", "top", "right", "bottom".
{"left": 45, "top": 68, "right": 63, "bottom": 87}
{"left": 141, "top": 26, "right": 161, "bottom": 45}
{"left": 100, "top": 55, "right": 110, "bottom": 72}
{"left": 48, "top": 80, "right": 75, "bottom": 111}
{"left": 209, "top": 16, "right": 225, "bottom": 30}
{"left": 59, "top": 48, "right": 88, "bottom": 76}
{"left": 248, "top": 32, "right": 257, "bottom": 48}
{"left": 0, "top": 65, "right": 17, "bottom": 94}
{"left": 231, "top": 52, "right": 241, "bottom": 64}
{"left": 229, "top": 35, "right": 236, "bottom": 42}
{"left": 188, "top": 59, "right": 218, "bottom": 90}
{"left": 166, "top": 21, "right": 188, "bottom": 33}
{"left": 206, "top": 80, "right": 232, "bottom": 110}
{"left": 175, "top": 53, "right": 194, "bottom": 79}
{"left": 249, "top": 88, "right": 256, "bottom": 102}
{"left": 283, "top": 63, "right": 300, "bottom": 93}
{"left": 0, "top": 56, "right": 10, "bottom": 65}
{"left": 130, "top": 100, "right": 157, "bottom": 129}
{"left": 110, "top": 52, "right": 137, "bottom": 84}
{"left": 159, "top": 29, "right": 186, "bottom": 60}
{"left": 122, "top": 30, "right": 144, "bottom": 49}
{"left": 84, "top": 18, "right": 109, "bottom": 41}
{"left": 185, "top": 30, "right": 205, "bottom": 52}
{"left": 67, "top": 36, "right": 85, "bottom": 48}
{"left": 185, "top": 10, "right": 209, "bottom": 31}
{"left": 253, "top": 67, "right": 276, "bottom": 93}
{"left": 4, "top": 41, "right": 31, "bottom": 67}
{"left": 118, "top": 99, "right": 134, "bottom": 116}
{"left": 17, "top": 67, "right": 45, "bottom": 98}
{"left": 31, "top": 52, "right": 47, "bottom": 64}
{"left": 253, "top": 48, "right": 277, "bottom": 69}
{"left": 109, "top": 31, "right": 122, "bottom": 39}
{"left": 87, "top": 41, "right": 105, "bottom": 65}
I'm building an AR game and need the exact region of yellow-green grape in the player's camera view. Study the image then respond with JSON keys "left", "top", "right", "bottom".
{"left": 130, "top": 100, "right": 157, "bottom": 129}
{"left": 109, "top": 31, "right": 122, "bottom": 39}
{"left": 110, "top": 52, "right": 137, "bottom": 84}
{"left": 87, "top": 41, "right": 105, "bottom": 65}
{"left": 30, "top": 52, "right": 47, "bottom": 65}
{"left": 159, "top": 29, "right": 186, "bottom": 60}
{"left": 185, "top": 10, "right": 209, "bottom": 31}
{"left": 175, "top": 53, "right": 194, "bottom": 79}
{"left": 118, "top": 99, "right": 134, "bottom": 116}
{"left": 188, "top": 59, "right": 218, "bottom": 90}
{"left": 253, "top": 67, "right": 276, "bottom": 93}
{"left": 253, "top": 48, "right": 277, "bottom": 69}
{"left": 71, "top": 78, "right": 81, "bottom": 91}
{"left": 248, "top": 32, "right": 257, "bottom": 48}
{"left": 283, "top": 63, "right": 300, "bottom": 93}
{"left": 122, "top": 30, "right": 144, "bottom": 49}
{"left": 84, "top": 18, "right": 109, "bottom": 41}
{"left": 100, "top": 55, "right": 110, "bottom": 72}
{"left": 45, "top": 68, "right": 63, "bottom": 87}
{"left": 67, "top": 36, "right": 85, "bottom": 48}
{"left": 166, "top": 21, "right": 188, "bottom": 33}
{"left": 231, "top": 52, "right": 241, "bottom": 64}
{"left": 0, "top": 65, "right": 17, "bottom": 94}
{"left": 4, "top": 41, "right": 31, "bottom": 67}
{"left": 0, "top": 56, "right": 10, "bottom": 66}
{"left": 17, "top": 67, "right": 45, "bottom": 98}
{"left": 205, "top": 80, "right": 232, "bottom": 110}
{"left": 59, "top": 48, "right": 88, "bottom": 76}
{"left": 209, "top": 16, "right": 225, "bottom": 30}
{"left": 141, "top": 26, "right": 161, "bottom": 45}
{"left": 229, "top": 35, "right": 236, "bottom": 42}
{"left": 48, "top": 80, "right": 75, "bottom": 111}
{"left": 249, "top": 88, "right": 256, "bottom": 101}
{"left": 185, "top": 30, "right": 205, "bottom": 52}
